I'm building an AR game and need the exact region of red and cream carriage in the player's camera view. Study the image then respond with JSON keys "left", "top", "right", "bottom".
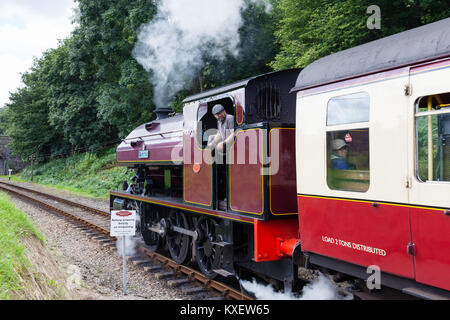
{"left": 293, "top": 17, "right": 450, "bottom": 298}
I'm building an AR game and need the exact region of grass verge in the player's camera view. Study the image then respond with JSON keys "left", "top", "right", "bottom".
{"left": 0, "top": 192, "right": 43, "bottom": 299}
{"left": 18, "top": 147, "right": 133, "bottom": 199}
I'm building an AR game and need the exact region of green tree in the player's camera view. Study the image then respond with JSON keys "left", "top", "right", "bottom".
{"left": 5, "top": 59, "right": 64, "bottom": 160}
{"left": 197, "top": 1, "right": 278, "bottom": 93}
{"left": 39, "top": 40, "right": 116, "bottom": 152}
{"left": 270, "top": 0, "right": 450, "bottom": 70}
{"left": 0, "top": 107, "right": 8, "bottom": 135}
{"left": 73, "top": 0, "right": 156, "bottom": 137}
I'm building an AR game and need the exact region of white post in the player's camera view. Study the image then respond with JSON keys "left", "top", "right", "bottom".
{"left": 110, "top": 210, "right": 135, "bottom": 297}
{"left": 123, "top": 236, "right": 127, "bottom": 296}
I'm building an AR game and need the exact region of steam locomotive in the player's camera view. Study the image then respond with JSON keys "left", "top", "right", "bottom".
{"left": 110, "top": 18, "right": 450, "bottom": 299}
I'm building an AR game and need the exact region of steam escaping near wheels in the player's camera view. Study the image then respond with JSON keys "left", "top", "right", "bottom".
{"left": 115, "top": 236, "right": 137, "bottom": 258}
{"left": 240, "top": 273, "right": 353, "bottom": 300}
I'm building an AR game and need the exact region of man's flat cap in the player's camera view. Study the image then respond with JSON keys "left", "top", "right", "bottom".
{"left": 212, "top": 104, "right": 225, "bottom": 115}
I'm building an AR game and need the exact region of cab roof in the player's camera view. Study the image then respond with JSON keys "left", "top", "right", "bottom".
{"left": 182, "top": 69, "right": 300, "bottom": 104}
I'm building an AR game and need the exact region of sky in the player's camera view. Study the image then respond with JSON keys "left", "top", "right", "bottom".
{"left": 0, "top": 0, "right": 76, "bottom": 108}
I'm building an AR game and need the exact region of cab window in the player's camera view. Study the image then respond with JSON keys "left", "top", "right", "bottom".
{"left": 196, "top": 98, "right": 235, "bottom": 148}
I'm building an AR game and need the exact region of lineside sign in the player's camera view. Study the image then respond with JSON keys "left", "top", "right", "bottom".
{"left": 110, "top": 209, "right": 136, "bottom": 296}
{"left": 110, "top": 210, "right": 136, "bottom": 237}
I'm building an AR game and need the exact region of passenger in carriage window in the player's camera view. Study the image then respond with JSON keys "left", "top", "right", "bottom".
{"left": 331, "top": 139, "right": 354, "bottom": 170}
{"left": 207, "top": 104, "right": 235, "bottom": 152}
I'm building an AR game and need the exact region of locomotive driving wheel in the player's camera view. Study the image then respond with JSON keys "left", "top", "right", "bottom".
{"left": 194, "top": 217, "right": 219, "bottom": 279}
{"left": 140, "top": 202, "right": 163, "bottom": 251}
{"left": 167, "top": 210, "right": 191, "bottom": 264}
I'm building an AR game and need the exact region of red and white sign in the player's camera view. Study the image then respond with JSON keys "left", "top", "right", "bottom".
{"left": 344, "top": 133, "right": 353, "bottom": 143}
{"left": 110, "top": 210, "right": 136, "bottom": 237}
{"left": 116, "top": 211, "right": 133, "bottom": 217}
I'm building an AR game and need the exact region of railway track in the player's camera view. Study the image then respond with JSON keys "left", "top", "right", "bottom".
{"left": 0, "top": 181, "right": 253, "bottom": 300}
{"left": 0, "top": 180, "right": 421, "bottom": 301}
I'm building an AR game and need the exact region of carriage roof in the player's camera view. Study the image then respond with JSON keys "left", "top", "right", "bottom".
{"left": 291, "top": 17, "right": 450, "bottom": 92}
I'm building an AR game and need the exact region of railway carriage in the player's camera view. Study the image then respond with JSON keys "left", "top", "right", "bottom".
{"left": 292, "top": 17, "right": 450, "bottom": 298}
{"left": 110, "top": 17, "right": 450, "bottom": 298}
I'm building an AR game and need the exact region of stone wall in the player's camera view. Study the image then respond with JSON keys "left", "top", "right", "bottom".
{"left": 0, "top": 135, "right": 26, "bottom": 175}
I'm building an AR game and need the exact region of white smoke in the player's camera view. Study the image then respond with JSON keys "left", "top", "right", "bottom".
{"left": 240, "top": 273, "right": 352, "bottom": 300}
{"left": 132, "top": 0, "right": 272, "bottom": 109}
{"left": 116, "top": 236, "right": 137, "bottom": 257}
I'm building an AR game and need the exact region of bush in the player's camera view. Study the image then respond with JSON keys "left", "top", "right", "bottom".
{"left": 19, "top": 147, "right": 133, "bottom": 199}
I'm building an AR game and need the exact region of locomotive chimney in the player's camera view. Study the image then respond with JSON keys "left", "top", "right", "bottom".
{"left": 154, "top": 106, "right": 173, "bottom": 120}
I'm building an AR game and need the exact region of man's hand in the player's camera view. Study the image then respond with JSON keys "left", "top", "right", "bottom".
{"left": 216, "top": 141, "right": 225, "bottom": 152}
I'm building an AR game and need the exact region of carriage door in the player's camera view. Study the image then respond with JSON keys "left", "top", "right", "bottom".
{"left": 183, "top": 102, "right": 214, "bottom": 208}
{"left": 407, "top": 60, "right": 450, "bottom": 291}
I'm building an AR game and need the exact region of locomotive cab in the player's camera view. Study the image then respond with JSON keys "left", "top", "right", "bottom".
{"left": 196, "top": 97, "right": 235, "bottom": 208}
{"left": 183, "top": 69, "right": 300, "bottom": 220}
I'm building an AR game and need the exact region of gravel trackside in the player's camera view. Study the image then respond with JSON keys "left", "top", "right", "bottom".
{"left": 0, "top": 178, "right": 192, "bottom": 300}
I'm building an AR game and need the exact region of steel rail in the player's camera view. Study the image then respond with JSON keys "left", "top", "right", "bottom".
{"left": 137, "top": 245, "right": 253, "bottom": 300}
{"left": 0, "top": 182, "right": 253, "bottom": 300}
{"left": 0, "top": 181, "right": 109, "bottom": 217}
{"left": 0, "top": 184, "right": 115, "bottom": 240}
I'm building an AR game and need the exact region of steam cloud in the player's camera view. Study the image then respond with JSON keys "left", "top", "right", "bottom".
{"left": 240, "top": 273, "right": 353, "bottom": 300}
{"left": 116, "top": 236, "right": 137, "bottom": 257}
{"left": 133, "top": 0, "right": 271, "bottom": 109}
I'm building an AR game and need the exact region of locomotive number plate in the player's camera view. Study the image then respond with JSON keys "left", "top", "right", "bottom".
{"left": 138, "top": 150, "right": 149, "bottom": 159}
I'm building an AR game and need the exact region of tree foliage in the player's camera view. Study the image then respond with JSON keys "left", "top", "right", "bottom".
{"left": 200, "top": 1, "right": 278, "bottom": 90}
{"left": 3, "top": 0, "right": 450, "bottom": 160}
{"left": 270, "top": 0, "right": 450, "bottom": 70}
{"left": 6, "top": 58, "right": 65, "bottom": 159}
{"left": 5, "top": 0, "right": 158, "bottom": 159}
{"left": 0, "top": 107, "right": 8, "bottom": 135}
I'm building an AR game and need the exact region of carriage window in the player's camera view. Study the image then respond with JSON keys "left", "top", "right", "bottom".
{"left": 327, "top": 92, "right": 370, "bottom": 126}
{"left": 326, "top": 92, "right": 370, "bottom": 192}
{"left": 327, "top": 129, "right": 370, "bottom": 192}
{"left": 415, "top": 93, "right": 450, "bottom": 182}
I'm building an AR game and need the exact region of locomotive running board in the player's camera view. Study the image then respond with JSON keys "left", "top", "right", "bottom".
{"left": 109, "top": 191, "right": 255, "bottom": 224}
